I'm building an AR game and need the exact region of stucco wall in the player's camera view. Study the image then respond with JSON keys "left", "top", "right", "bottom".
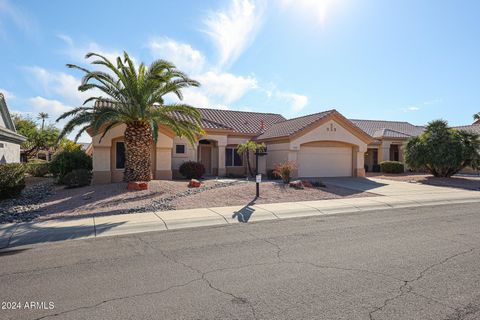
{"left": 172, "top": 137, "right": 196, "bottom": 171}
{"left": 0, "top": 140, "right": 20, "bottom": 163}
{"left": 291, "top": 120, "right": 367, "bottom": 152}
{"left": 265, "top": 142, "right": 290, "bottom": 170}
{"left": 91, "top": 124, "right": 174, "bottom": 183}
{"left": 263, "top": 119, "right": 368, "bottom": 177}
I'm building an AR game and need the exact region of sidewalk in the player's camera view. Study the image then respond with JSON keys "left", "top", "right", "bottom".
{"left": 1, "top": 178, "right": 479, "bottom": 249}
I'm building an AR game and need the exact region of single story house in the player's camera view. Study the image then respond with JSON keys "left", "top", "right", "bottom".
{"left": 0, "top": 93, "right": 26, "bottom": 164}
{"left": 92, "top": 102, "right": 463, "bottom": 184}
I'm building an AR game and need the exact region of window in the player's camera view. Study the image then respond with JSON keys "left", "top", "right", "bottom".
{"left": 373, "top": 149, "right": 378, "bottom": 165}
{"left": 0, "top": 143, "right": 4, "bottom": 148}
{"left": 116, "top": 141, "right": 125, "bottom": 169}
{"left": 225, "top": 148, "right": 243, "bottom": 167}
{"left": 390, "top": 145, "right": 400, "bottom": 162}
{"left": 175, "top": 144, "right": 185, "bottom": 154}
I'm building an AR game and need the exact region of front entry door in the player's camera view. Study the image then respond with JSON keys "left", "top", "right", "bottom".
{"left": 199, "top": 145, "right": 212, "bottom": 175}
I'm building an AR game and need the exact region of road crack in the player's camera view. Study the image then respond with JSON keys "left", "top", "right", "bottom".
{"left": 368, "top": 246, "right": 478, "bottom": 320}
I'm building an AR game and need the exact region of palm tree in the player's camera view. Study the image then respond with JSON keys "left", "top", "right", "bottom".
{"left": 37, "top": 112, "right": 49, "bottom": 130}
{"left": 237, "top": 140, "right": 266, "bottom": 177}
{"left": 474, "top": 112, "right": 480, "bottom": 123}
{"left": 57, "top": 51, "right": 204, "bottom": 182}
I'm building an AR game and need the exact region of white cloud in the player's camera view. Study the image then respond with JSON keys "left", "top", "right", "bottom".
{"left": 148, "top": 37, "right": 205, "bottom": 74}
{"left": 276, "top": 91, "right": 309, "bottom": 113}
{"left": 402, "top": 98, "right": 442, "bottom": 112}
{"left": 195, "top": 71, "right": 257, "bottom": 104}
{"left": 203, "top": 0, "right": 264, "bottom": 68}
{"left": 28, "top": 96, "right": 72, "bottom": 119}
{"left": 180, "top": 88, "right": 211, "bottom": 107}
{"left": 23, "top": 66, "right": 102, "bottom": 106}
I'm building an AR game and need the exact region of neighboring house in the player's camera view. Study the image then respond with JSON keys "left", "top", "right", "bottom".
{"left": 0, "top": 93, "right": 26, "bottom": 164}
{"left": 350, "top": 120, "right": 425, "bottom": 172}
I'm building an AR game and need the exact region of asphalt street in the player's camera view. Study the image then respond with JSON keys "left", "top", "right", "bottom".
{"left": 1, "top": 202, "right": 479, "bottom": 320}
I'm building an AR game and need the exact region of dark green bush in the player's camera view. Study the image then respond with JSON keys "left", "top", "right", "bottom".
{"left": 50, "top": 149, "right": 92, "bottom": 183}
{"left": 380, "top": 161, "right": 405, "bottom": 174}
{"left": 0, "top": 163, "right": 26, "bottom": 199}
{"left": 179, "top": 161, "right": 205, "bottom": 179}
{"left": 26, "top": 159, "right": 50, "bottom": 177}
{"left": 404, "top": 120, "right": 480, "bottom": 177}
{"left": 63, "top": 169, "right": 92, "bottom": 188}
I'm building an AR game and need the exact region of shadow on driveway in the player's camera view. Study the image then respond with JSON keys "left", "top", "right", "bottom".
{"left": 320, "top": 177, "right": 388, "bottom": 193}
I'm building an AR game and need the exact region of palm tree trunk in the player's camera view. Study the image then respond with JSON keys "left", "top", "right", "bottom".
{"left": 124, "top": 121, "right": 153, "bottom": 182}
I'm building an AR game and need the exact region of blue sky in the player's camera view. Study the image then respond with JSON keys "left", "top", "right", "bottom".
{"left": 0, "top": 0, "right": 479, "bottom": 142}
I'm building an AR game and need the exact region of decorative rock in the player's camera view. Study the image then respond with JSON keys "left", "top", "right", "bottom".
{"left": 0, "top": 180, "right": 55, "bottom": 224}
{"left": 289, "top": 180, "right": 304, "bottom": 189}
{"left": 127, "top": 182, "right": 149, "bottom": 190}
{"left": 188, "top": 179, "right": 201, "bottom": 188}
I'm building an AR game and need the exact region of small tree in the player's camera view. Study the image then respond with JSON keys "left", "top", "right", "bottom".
{"left": 474, "top": 112, "right": 480, "bottom": 122}
{"left": 12, "top": 114, "right": 61, "bottom": 160}
{"left": 273, "top": 161, "right": 298, "bottom": 183}
{"left": 236, "top": 141, "right": 266, "bottom": 177}
{"left": 404, "top": 120, "right": 480, "bottom": 177}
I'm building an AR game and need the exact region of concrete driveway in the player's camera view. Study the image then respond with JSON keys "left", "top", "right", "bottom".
{"left": 321, "top": 177, "right": 478, "bottom": 196}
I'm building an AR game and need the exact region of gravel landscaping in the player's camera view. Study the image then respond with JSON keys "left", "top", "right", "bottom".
{"left": 0, "top": 177, "right": 55, "bottom": 223}
{"left": 367, "top": 172, "right": 480, "bottom": 190}
{"left": 0, "top": 178, "right": 374, "bottom": 222}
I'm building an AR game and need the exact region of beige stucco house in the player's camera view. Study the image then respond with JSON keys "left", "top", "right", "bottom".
{"left": 0, "top": 93, "right": 26, "bottom": 164}
{"left": 87, "top": 104, "right": 480, "bottom": 183}
{"left": 89, "top": 105, "right": 433, "bottom": 184}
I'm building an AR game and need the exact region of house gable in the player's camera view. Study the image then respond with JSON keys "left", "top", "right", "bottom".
{"left": 290, "top": 113, "right": 372, "bottom": 152}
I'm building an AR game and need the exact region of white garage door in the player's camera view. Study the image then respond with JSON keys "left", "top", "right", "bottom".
{"left": 298, "top": 146, "right": 352, "bottom": 177}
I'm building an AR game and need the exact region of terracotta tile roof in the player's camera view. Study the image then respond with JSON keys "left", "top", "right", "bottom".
{"left": 196, "top": 108, "right": 286, "bottom": 134}
{"left": 256, "top": 110, "right": 334, "bottom": 140}
{"left": 452, "top": 124, "right": 480, "bottom": 134}
{"left": 350, "top": 119, "right": 425, "bottom": 138}
{"left": 94, "top": 100, "right": 285, "bottom": 135}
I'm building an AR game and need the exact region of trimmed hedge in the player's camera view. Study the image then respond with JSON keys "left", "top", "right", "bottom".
{"left": 63, "top": 169, "right": 92, "bottom": 188}
{"left": 26, "top": 159, "right": 50, "bottom": 177}
{"left": 0, "top": 163, "right": 26, "bottom": 199}
{"left": 179, "top": 161, "right": 205, "bottom": 179}
{"left": 50, "top": 149, "right": 92, "bottom": 183}
{"left": 380, "top": 161, "right": 405, "bottom": 174}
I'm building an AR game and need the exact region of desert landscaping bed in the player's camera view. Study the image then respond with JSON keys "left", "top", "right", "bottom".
{"left": 367, "top": 172, "right": 480, "bottom": 190}
{"left": 0, "top": 178, "right": 375, "bottom": 223}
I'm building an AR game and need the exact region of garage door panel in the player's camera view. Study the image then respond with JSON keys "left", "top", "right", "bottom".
{"left": 298, "top": 146, "right": 352, "bottom": 177}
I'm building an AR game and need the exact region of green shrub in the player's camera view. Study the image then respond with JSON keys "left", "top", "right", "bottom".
{"left": 380, "top": 161, "right": 405, "bottom": 174}
{"left": 273, "top": 161, "right": 297, "bottom": 183}
{"left": 179, "top": 161, "right": 205, "bottom": 179}
{"left": 26, "top": 159, "right": 50, "bottom": 177}
{"left": 404, "top": 120, "right": 480, "bottom": 177}
{"left": 63, "top": 169, "right": 92, "bottom": 188}
{"left": 50, "top": 149, "right": 92, "bottom": 183}
{"left": 0, "top": 163, "right": 26, "bottom": 199}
